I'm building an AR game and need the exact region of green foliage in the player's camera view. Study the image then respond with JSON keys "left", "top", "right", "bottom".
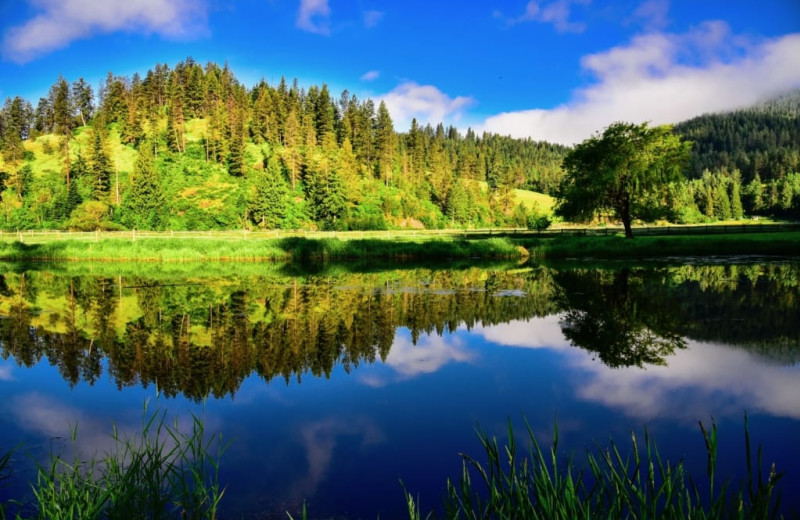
{"left": 557, "top": 122, "right": 691, "bottom": 238}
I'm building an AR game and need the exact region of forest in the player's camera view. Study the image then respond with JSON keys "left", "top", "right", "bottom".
{"left": 0, "top": 58, "right": 798, "bottom": 232}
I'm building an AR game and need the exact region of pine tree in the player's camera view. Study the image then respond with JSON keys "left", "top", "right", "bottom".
{"left": 713, "top": 182, "right": 732, "bottom": 220}
{"left": 125, "top": 141, "right": 164, "bottom": 228}
{"left": 730, "top": 171, "right": 744, "bottom": 219}
{"left": 89, "top": 130, "right": 112, "bottom": 198}
{"left": 374, "top": 101, "right": 395, "bottom": 186}
{"left": 53, "top": 76, "right": 73, "bottom": 187}
{"left": 248, "top": 155, "right": 288, "bottom": 228}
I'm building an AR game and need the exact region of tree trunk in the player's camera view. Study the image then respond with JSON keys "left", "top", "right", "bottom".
{"left": 620, "top": 196, "right": 634, "bottom": 238}
{"left": 622, "top": 215, "right": 634, "bottom": 238}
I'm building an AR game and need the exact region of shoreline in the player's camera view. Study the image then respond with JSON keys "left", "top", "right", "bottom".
{"left": 0, "top": 232, "right": 797, "bottom": 263}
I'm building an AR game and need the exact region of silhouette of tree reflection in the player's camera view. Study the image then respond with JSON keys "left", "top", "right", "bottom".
{"left": 556, "top": 268, "right": 687, "bottom": 368}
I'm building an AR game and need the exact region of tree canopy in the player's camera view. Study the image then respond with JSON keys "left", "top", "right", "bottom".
{"left": 556, "top": 122, "right": 691, "bottom": 238}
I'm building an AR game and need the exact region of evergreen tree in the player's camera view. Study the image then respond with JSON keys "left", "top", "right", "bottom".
{"left": 713, "top": 182, "right": 732, "bottom": 220}
{"left": 374, "top": 101, "right": 395, "bottom": 186}
{"left": 89, "top": 130, "right": 112, "bottom": 198}
{"left": 71, "top": 78, "right": 94, "bottom": 126}
{"left": 248, "top": 155, "right": 288, "bottom": 228}
{"left": 730, "top": 171, "right": 744, "bottom": 219}
{"left": 124, "top": 141, "right": 164, "bottom": 228}
{"left": 53, "top": 76, "right": 73, "bottom": 186}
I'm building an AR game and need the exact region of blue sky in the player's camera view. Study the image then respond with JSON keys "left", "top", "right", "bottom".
{"left": 1, "top": 0, "right": 799, "bottom": 144}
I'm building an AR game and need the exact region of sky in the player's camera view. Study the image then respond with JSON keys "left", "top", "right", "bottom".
{"left": 0, "top": 0, "right": 799, "bottom": 144}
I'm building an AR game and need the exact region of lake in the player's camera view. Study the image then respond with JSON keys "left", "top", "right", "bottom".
{"left": 0, "top": 258, "right": 798, "bottom": 519}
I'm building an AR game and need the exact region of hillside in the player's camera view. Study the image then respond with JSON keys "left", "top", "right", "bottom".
{"left": 0, "top": 59, "right": 566, "bottom": 232}
{"left": 674, "top": 89, "right": 800, "bottom": 183}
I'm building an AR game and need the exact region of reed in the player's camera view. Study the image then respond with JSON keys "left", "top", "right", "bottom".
{"left": 407, "top": 416, "right": 785, "bottom": 520}
{"left": 4, "top": 403, "right": 226, "bottom": 520}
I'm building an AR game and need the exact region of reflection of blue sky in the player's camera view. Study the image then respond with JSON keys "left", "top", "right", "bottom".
{"left": 293, "top": 416, "right": 385, "bottom": 497}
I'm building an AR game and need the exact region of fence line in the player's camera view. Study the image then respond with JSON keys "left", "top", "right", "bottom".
{"left": 0, "top": 223, "right": 798, "bottom": 243}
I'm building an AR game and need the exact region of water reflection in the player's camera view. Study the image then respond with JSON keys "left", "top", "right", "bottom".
{"left": 0, "top": 262, "right": 798, "bottom": 401}
{"left": 1, "top": 261, "right": 799, "bottom": 518}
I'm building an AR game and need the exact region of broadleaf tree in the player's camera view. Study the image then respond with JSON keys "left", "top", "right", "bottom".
{"left": 556, "top": 122, "right": 691, "bottom": 238}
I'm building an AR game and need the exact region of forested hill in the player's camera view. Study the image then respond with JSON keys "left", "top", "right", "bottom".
{"left": 674, "top": 89, "right": 800, "bottom": 183}
{"left": 0, "top": 58, "right": 568, "bottom": 231}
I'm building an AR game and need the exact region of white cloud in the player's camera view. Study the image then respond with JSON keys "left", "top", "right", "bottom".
{"left": 363, "top": 10, "right": 384, "bottom": 29}
{"left": 500, "top": 0, "right": 589, "bottom": 34}
{"left": 360, "top": 70, "right": 380, "bottom": 82}
{"left": 297, "top": 0, "right": 331, "bottom": 35}
{"left": 2, "top": 0, "right": 208, "bottom": 63}
{"left": 378, "top": 81, "right": 475, "bottom": 132}
{"left": 480, "top": 25, "right": 800, "bottom": 144}
{"left": 629, "top": 0, "right": 671, "bottom": 32}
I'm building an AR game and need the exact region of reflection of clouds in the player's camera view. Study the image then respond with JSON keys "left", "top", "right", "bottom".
{"left": 475, "top": 318, "right": 800, "bottom": 421}
{"left": 473, "top": 315, "right": 571, "bottom": 351}
{"left": 293, "top": 417, "right": 384, "bottom": 497}
{"left": 8, "top": 393, "right": 222, "bottom": 464}
{"left": 571, "top": 341, "right": 800, "bottom": 421}
{"left": 0, "top": 363, "right": 13, "bottom": 381}
{"left": 10, "top": 393, "right": 121, "bottom": 459}
{"left": 385, "top": 333, "right": 474, "bottom": 377}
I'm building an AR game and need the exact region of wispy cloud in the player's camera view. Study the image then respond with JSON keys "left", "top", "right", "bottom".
{"left": 360, "top": 70, "right": 380, "bottom": 81}
{"left": 2, "top": 0, "right": 208, "bottom": 64}
{"left": 479, "top": 24, "right": 800, "bottom": 144}
{"left": 497, "top": 0, "right": 590, "bottom": 34}
{"left": 378, "top": 81, "right": 475, "bottom": 132}
{"left": 296, "top": 0, "right": 331, "bottom": 35}
{"left": 629, "top": 0, "right": 671, "bottom": 32}
{"left": 363, "top": 10, "right": 384, "bottom": 29}
{"left": 0, "top": 364, "right": 13, "bottom": 381}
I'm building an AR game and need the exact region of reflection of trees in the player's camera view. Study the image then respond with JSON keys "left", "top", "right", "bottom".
{"left": 556, "top": 268, "right": 686, "bottom": 368}
{"left": 0, "top": 268, "right": 560, "bottom": 400}
{"left": 0, "top": 262, "right": 797, "bottom": 399}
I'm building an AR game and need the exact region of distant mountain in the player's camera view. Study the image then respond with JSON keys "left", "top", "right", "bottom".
{"left": 675, "top": 89, "right": 800, "bottom": 182}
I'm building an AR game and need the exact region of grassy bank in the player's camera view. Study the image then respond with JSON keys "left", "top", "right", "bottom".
{"left": 0, "top": 232, "right": 797, "bottom": 263}
{"left": 522, "top": 231, "right": 800, "bottom": 259}
{"left": 0, "top": 236, "right": 523, "bottom": 262}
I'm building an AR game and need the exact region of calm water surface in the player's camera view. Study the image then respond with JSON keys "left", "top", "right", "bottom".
{"left": 0, "top": 259, "right": 798, "bottom": 518}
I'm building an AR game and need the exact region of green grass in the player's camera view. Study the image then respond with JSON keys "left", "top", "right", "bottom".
{"left": 0, "top": 236, "right": 524, "bottom": 262}
{"left": 407, "top": 417, "right": 784, "bottom": 520}
{"left": 513, "top": 188, "right": 556, "bottom": 214}
{"left": 521, "top": 232, "right": 800, "bottom": 259}
{"left": 0, "top": 231, "right": 797, "bottom": 263}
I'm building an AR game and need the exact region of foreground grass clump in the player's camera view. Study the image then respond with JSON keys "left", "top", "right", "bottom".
{"left": 406, "top": 418, "right": 784, "bottom": 520}
{"left": 1, "top": 405, "right": 226, "bottom": 520}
